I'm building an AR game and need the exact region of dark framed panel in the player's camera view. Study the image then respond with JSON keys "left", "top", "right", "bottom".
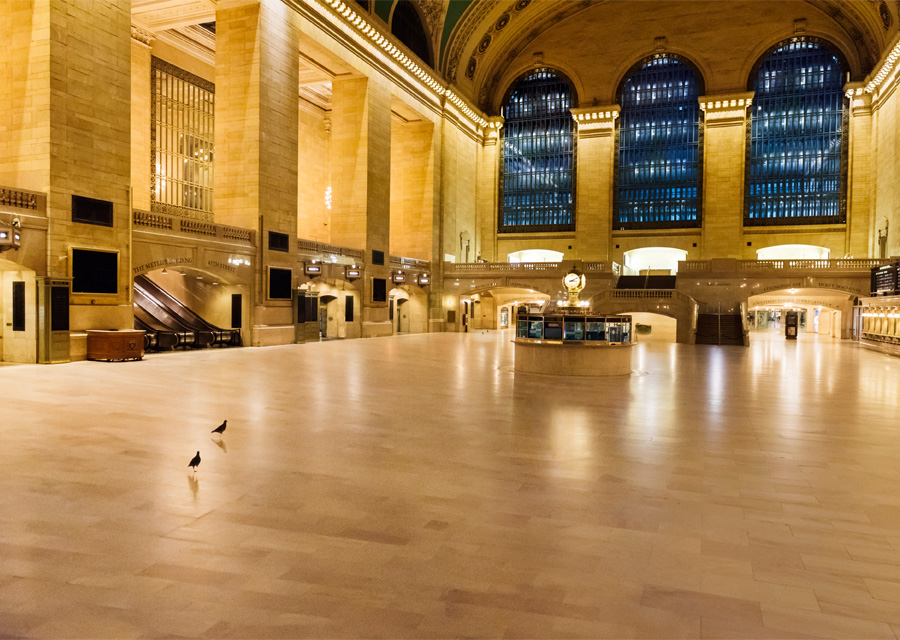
{"left": 72, "top": 195, "right": 114, "bottom": 227}
{"left": 268, "top": 267, "right": 292, "bottom": 300}
{"left": 744, "top": 37, "right": 848, "bottom": 226}
{"left": 345, "top": 295, "right": 354, "bottom": 322}
{"left": 372, "top": 278, "right": 386, "bottom": 302}
{"left": 499, "top": 68, "right": 576, "bottom": 233}
{"left": 231, "top": 293, "right": 242, "bottom": 328}
{"left": 614, "top": 53, "right": 704, "bottom": 230}
{"left": 12, "top": 281, "right": 25, "bottom": 331}
{"left": 72, "top": 249, "right": 118, "bottom": 294}
{"left": 268, "top": 231, "right": 290, "bottom": 252}
{"left": 50, "top": 286, "right": 69, "bottom": 331}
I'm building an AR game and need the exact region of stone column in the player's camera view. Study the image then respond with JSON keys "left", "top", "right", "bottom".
{"left": 571, "top": 107, "right": 619, "bottom": 261}
{"left": 698, "top": 93, "right": 753, "bottom": 259}
{"left": 846, "top": 86, "right": 873, "bottom": 258}
{"left": 330, "top": 75, "right": 393, "bottom": 337}
{"left": 476, "top": 117, "right": 503, "bottom": 262}
{"left": 130, "top": 25, "right": 154, "bottom": 211}
{"left": 215, "top": 0, "right": 300, "bottom": 346}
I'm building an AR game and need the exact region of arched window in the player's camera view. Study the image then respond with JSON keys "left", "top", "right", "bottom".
{"left": 615, "top": 55, "right": 703, "bottom": 230}
{"left": 746, "top": 39, "right": 847, "bottom": 225}
{"left": 391, "top": 1, "right": 432, "bottom": 67}
{"left": 499, "top": 68, "right": 576, "bottom": 232}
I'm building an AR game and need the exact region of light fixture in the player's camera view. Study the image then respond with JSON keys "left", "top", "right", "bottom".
{"left": 161, "top": 267, "right": 168, "bottom": 275}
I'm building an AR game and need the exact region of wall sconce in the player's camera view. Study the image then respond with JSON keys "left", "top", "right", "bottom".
{"left": 0, "top": 219, "right": 21, "bottom": 252}
{"left": 344, "top": 264, "right": 361, "bottom": 281}
{"left": 304, "top": 260, "right": 322, "bottom": 277}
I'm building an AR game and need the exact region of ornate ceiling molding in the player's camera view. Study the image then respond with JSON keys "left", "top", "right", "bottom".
{"left": 442, "top": 0, "right": 892, "bottom": 113}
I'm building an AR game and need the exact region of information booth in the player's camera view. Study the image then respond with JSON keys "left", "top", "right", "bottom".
{"left": 516, "top": 312, "right": 632, "bottom": 345}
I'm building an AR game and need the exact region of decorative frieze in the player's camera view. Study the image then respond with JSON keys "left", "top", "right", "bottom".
{"left": 698, "top": 93, "right": 753, "bottom": 126}
{"left": 570, "top": 106, "right": 620, "bottom": 138}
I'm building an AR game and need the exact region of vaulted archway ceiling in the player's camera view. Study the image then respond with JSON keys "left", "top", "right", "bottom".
{"left": 131, "top": 0, "right": 898, "bottom": 115}
{"left": 439, "top": 0, "right": 897, "bottom": 112}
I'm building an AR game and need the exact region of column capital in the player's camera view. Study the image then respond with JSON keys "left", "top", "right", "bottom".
{"left": 483, "top": 116, "right": 503, "bottom": 146}
{"left": 699, "top": 92, "right": 753, "bottom": 126}
{"left": 570, "top": 106, "right": 620, "bottom": 138}
{"left": 131, "top": 24, "right": 155, "bottom": 48}
{"left": 844, "top": 82, "right": 873, "bottom": 115}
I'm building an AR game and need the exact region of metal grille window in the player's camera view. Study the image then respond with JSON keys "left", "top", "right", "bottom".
{"left": 615, "top": 56, "right": 702, "bottom": 229}
{"left": 151, "top": 57, "right": 215, "bottom": 222}
{"left": 746, "top": 40, "right": 846, "bottom": 225}
{"left": 499, "top": 69, "right": 575, "bottom": 232}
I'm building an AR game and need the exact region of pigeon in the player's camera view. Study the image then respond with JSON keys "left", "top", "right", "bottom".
{"left": 212, "top": 420, "right": 227, "bottom": 435}
{"left": 188, "top": 451, "right": 201, "bottom": 470}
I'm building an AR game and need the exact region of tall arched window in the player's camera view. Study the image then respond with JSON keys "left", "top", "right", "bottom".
{"left": 746, "top": 38, "right": 847, "bottom": 225}
{"left": 391, "top": 0, "right": 432, "bottom": 67}
{"left": 615, "top": 54, "right": 703, "bottom": 230}
{"left": 499, "top": 68, "right": 576, "bottom": 233}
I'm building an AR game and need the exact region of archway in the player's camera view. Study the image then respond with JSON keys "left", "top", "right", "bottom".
{"left": 623, "top": 247, "right": 687, "bottom": 275}
{"left": 389, "top": 284, "right": 427, "bottom": 334}
{"left": 748, "top": 288, "right": 852, "bottom": 339}
{"left": 507, "top": 249, "right": 564, "bottom": 264}
{"left": 305, "top": 279, "right": 361, "bottom": 339}
{"left": 756, "top": 244, "right": 830, "bottom": 260}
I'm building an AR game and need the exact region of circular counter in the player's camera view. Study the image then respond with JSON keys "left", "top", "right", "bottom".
{"left": 513, "top": 338, "right": 635, "bottom": 376}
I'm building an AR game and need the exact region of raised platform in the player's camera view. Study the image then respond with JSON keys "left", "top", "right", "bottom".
{"left": 513, "top": 338, "right": 635, "bottom": 376}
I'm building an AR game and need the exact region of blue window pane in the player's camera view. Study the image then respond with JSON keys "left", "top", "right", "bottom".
{"left": 500, "top": 69, "right": 575, "bottom": 231}
{"left": 615, "top": 56, "right": 702, "bottom": 229}
{"left": 746, "top": 41, "right": 845, "bottom": 225}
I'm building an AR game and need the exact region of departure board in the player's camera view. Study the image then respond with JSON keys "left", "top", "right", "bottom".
{"left": 872, "top": 264, "right": 899, "bottom": 296}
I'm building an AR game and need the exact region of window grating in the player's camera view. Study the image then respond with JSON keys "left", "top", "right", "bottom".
{"left": 745, "top": 40, "right": 846, "bottom": 226}
{"left": 615, "top": 56, "right": 702, "bottom": 229}
{"left": 151, "top": 57, "right": 215, "bottom": 222}
{"left": 499, "top": 69, "right": 575, "bottom": 232}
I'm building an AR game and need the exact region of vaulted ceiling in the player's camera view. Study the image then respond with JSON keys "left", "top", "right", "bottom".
{"left": 438, "top": 0, "right": 899, "bottom": 112}
{"left": 132, "top": 0, "right": 900, "bottom": 114}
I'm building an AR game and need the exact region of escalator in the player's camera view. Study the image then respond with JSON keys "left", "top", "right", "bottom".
{"left": 133, "top": 275, "right": 241, "bottom": 351}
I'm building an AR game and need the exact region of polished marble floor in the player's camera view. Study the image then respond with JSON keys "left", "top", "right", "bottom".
{"left": 1, "top": 330, "right": 900, "bottom": 639}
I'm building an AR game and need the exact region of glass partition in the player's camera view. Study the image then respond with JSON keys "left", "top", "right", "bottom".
{"left": 564, "top": 318, "right": 584, "bottom": 341}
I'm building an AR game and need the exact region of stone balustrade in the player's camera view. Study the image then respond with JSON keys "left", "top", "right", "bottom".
{"left": 133, "top": 209, "right": 253, "bottom": 244}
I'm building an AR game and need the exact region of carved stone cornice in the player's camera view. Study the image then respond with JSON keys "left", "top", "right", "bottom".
{"left": 845, "top": 82, "right": 873, "bottom": 116}
{"left": 699, "top": 92, "right": 753, "bottom": 127}
{"left": 131, "top": 24, "right": 155, "bottom": 48}
{"left": 483, "top": 116, "right": 503, "bottom": 146}
{"left": 570, "top": 106, "right": 619, "bottom": 139}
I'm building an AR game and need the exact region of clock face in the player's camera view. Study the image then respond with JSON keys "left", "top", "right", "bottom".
{"left": 564, "top": 273, "right": 581, "bottom": 288}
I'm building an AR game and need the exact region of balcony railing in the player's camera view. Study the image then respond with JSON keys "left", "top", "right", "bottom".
{"left": 133, "top": 209, "right": 253, "bottom": 244}
{"left": 681, "top": 258, "right": 890, "bottom": 272}
{"left": 297, "top": 238, "right": 364, "bottom": 261}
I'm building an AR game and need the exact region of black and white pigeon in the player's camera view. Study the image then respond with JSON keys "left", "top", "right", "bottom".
{"left": 188, "top": 451, "right": 201, "bottom": 470}
{"left": 211, "top": 420, "right": 227, "bottom": 435}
